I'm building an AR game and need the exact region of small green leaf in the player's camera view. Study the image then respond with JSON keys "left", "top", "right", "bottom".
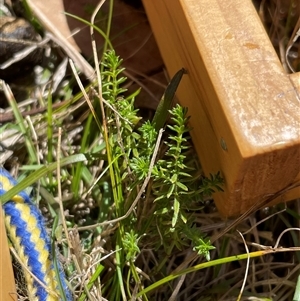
{"left": 167, "top": 184, "right": 175, "bottom": 198}
{"left": 152, "top": 69, "right": 186, "bottom": 131}
{"left": 172, "top": 198, "right": 180, "bottom": 228}
{"left": 180, "top": 212, "right": 187, "bottom": 224}
{"left": 177, "top": 182, "right": 188, "bottom": 191}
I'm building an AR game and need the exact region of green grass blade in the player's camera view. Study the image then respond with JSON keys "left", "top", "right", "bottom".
{"left": 136, "top": 250, "right": 268, "bottom": 297}
{"left": 152, "top": 68, "right": 186, "bottom": 131}
{"left": 0, "top": 153, "right": 87, "bottom": 204}
{"left": 293, "top": 274, "right": 300, "bottom": 301}
{"left": 63, "top": 12, "right": 113, "bottom": 51}
{"left": 51, "top": 216, "right": 68, "bottom": 301}
{"left": 77, "top": 263, "right": 105, "bottom": 301}
{"left": 4, "top": 84, "right": 38, "bottom": 163}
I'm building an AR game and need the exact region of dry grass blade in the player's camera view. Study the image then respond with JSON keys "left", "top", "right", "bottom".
{"left": 9, "top": 247, "right": 59, "bottom": 299}
{"left": 77, "top": 128, "right": 164, "bottom": 231}
{"left": 236, "top": 231, "right": 250, "bottom": 301}
{"left": 211, "top": 181, "right": 300, "bottom": 243}
{"left": 1, "top": 0, "right": 300, "bottom": 300}
{"left": 26, "top": 0, "right": 95, "bottom": 80}
{"left": 286, "top": 18, "right": 300, "bottom": 72}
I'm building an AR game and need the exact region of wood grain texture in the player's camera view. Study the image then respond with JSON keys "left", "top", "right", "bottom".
{"left": 0, "top": 207, "right": 17, "bottom": 301}
{"left": 143, "top": 0, "right": 300, "bottom": 216}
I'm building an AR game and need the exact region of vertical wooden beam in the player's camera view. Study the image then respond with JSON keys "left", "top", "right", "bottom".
{"left": 143, "top": 0, "right": 300, "bottom": 216}
{"left": 0, "top": 207, "right": 17, "bottom": 301}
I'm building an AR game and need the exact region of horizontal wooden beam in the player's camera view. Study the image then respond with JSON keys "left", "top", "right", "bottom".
{"left": 143, "top": 0, "right": 300, "bottom": 217}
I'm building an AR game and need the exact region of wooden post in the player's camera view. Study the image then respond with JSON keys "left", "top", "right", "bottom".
{"left": 0, "top": 206, "right": 17, "bottom": 300}
{"left": 143, "top": 0, "right": 300, "bottom": 217}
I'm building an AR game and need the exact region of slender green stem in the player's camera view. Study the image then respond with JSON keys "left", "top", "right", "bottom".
{"left": 103, "top": 0, "right": 114, "bottom": 54}
{"left": 1, "top": 154, "right": 87, "bottom": 204}
{"left": 136, "top": 250, "right": 272, "bottom": 297}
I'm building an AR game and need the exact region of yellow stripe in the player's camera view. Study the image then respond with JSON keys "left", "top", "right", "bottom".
{"left": 0, "top": 174, "right": 14, "bottom": 190}
{"left": 5, "top": 215, "right": 39, "bottom": 301}
{"left": 15, "top": 203, "right": 58, "bottom": 301}
{"left": 0, "top": 174, "right": 25, "bottom": 203}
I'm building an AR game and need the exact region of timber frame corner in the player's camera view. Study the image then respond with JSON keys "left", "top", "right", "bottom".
{"left": 143, "top": 0, "right": 300, "bottom": 217}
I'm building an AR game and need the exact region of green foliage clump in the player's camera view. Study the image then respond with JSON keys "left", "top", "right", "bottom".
{"left": 1, "top": 48, "right": 223, "bottom": 300}
{"left": 94, "top": 50, "right": 224, "bottom": 299}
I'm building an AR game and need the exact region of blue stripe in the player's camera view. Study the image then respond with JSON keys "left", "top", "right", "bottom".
{"left": 1, "top": 168, "right": 73, "bottom": 301}
{"left": 4, "top": 201, "right": 51, "bottom": 300}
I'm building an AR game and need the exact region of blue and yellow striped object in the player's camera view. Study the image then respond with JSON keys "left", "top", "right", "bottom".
{"left": 0, "top": 167, "right": 73, "bottom": 301}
